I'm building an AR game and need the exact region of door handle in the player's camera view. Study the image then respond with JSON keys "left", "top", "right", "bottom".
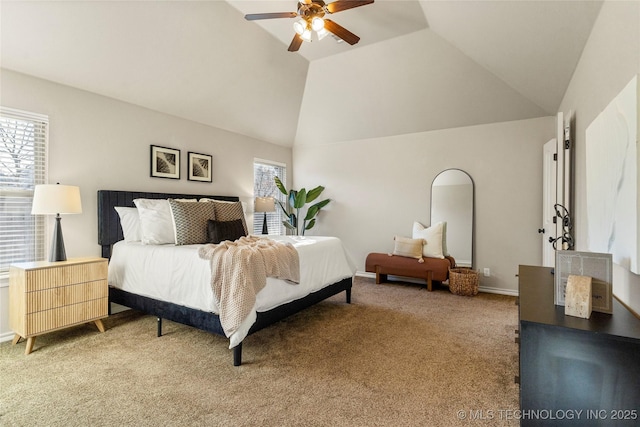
{"left": 538, "top": 228, "right": 545, "bottom": 234}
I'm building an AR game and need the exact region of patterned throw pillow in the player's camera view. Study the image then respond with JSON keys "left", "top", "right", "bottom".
{"left": 209, "top": 200, "right": 248, "bottom": 235}
{"left": 168, "top": 199, "right": 216, "bottom": 245}
{"left": 207, "top": 219, "right": 247, "bottom": 244}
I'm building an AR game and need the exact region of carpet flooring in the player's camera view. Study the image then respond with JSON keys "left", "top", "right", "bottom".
{"left": 0, "top": 276, "right": 520, "bottom": 426}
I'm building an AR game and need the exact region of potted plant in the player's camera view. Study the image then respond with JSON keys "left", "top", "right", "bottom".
{"left": 274, "top": 176, "right": 330, "bottom": 236}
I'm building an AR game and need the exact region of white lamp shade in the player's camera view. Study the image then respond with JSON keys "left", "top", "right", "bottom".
{"left": 255, "top": 197, "right": 276, "bottom": 213}
{"left": 311, "top": 17, "right": 324, "bottom": 31}
{"left": 293, "top": 20, "right": 306, "bottom": 35}
{"left": 317, "top": 28, "right": 329, "bottom": 40}
{"left": 31, "top": 184, "right": 82, "bottom": 215}
{"left": 301, "top": 29, "right": 312, "bottom": 42}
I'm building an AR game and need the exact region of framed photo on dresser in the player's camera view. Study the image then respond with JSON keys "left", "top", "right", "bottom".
{"left": 555, "top": 250, "right": 612, "bottom": 313}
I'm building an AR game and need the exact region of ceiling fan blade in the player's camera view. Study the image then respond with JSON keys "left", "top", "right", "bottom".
{"left": 325, "top": 0, "right": 374, "bottom": 14}
{"left": 288, "top": 34, "right": 304, "bottom": 52}
{"left": 324, "top": 19, "right": 360, "bottom": 45}
{"left": 245, "top": 12, "right": 298, "bottom": 21}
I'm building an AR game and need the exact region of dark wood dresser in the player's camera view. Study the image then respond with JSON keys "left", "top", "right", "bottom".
{"left": 518, "top": 265, "right": 640, "bottom": 426}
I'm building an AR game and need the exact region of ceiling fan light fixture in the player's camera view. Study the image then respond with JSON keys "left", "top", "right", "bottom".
{"left": 293, "top": 19, "right": 306, "bottom": 35}
{"left": 316, "top": 28, "right": 329, "bottom": 40}
{"left": 246, "top": 0, "right": 375, "bottom": 52}
{"left": 301, "top": 28, "right": 312, "bottom": 42}
{"left": 311, "top": 17, "right": 325, "bottom": 32}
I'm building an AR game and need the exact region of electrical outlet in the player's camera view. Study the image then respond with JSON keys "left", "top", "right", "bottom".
{"left": 483, "top": 268, "right": 490, "bottom": 277}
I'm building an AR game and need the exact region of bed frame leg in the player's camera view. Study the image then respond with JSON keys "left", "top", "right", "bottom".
{"left": 233, "top": 343, "right": 242, "bottom": 366}
{"left": 346, "top": 288, "right": 352, "bottom": 304}
{"left": 157, "top": 317, "right": 162, "bottom": 337}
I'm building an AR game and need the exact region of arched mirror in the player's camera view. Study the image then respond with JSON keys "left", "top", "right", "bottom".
{"left": 431, "top": 169, "right": 474, "bottom": 268}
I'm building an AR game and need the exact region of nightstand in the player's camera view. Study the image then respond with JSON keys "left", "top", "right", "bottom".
{"left": 9, "top": 257, "right": 109, "bottom": 355}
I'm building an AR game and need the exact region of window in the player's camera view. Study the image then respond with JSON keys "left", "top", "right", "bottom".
{"left": 253, "top": 159, "right": 287, "bottom": 235}
{"left": 0, "top": 107, "right": 48, "bottom": 286}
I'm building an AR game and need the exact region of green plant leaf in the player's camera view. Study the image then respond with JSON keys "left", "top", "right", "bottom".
{"left": 311, "top": 198, "right": 330, "bottom": 210}
{"left": 293, "top": 188, "right": 307, "bottom": 209}
{"left": 304, "top": 205, "right": 319, "bottom": 221}
{"left": 305, "top": 186, "right": 325, "bottom": 203}
{"left": 274, "top": 176, "right": 288, "bottom": 195}
{"left": 276, "top": 200, "right": 288, "bottom": 215}
{"left": 282, "top": 221, "right": 295, "bottom": 230}
{"left": 289, "top": 213, "right": 297, "bottom": 227}
{"left": 305, "top": 219, "right": 316, "bottom": 230}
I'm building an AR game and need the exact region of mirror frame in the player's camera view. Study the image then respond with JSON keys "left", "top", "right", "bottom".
{"left": 430, "top": 168, "right": 475, "bottom": 269}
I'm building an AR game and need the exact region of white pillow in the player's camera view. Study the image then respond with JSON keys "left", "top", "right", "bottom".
{"left": 412, "top": 221, "right": 445, "bottom": 259}
{"left": 133, "top": 198, "right": 176, "bottom": 245}
{"left": 441, "top": 221, "right": 449, "bottom": 256}
{"left": 114, "top": 206, "right": 142, "bottom": 242}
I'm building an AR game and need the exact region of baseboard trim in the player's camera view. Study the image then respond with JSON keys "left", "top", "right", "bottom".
{"left": 0, "top": 331, "right": 14, "bottom": 343}
{"left": 355, "top": 271, "right": 518, "bottom": 296}
{"left": 478, "top": 286, "right": 519, "bottom": 297}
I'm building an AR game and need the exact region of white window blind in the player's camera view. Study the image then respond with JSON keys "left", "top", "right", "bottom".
{"left": 0, "top": 107, "right": 48, "bottom": 286}
{"left": 253, "top": 159, "right": 287, "bottom": 235}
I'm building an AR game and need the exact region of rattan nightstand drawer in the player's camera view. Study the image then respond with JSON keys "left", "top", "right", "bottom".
{"left": 25, "top": 280, "right": 108, "bottom": 313}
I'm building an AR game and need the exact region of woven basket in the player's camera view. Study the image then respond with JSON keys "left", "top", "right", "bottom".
{"left": 449, "top": 268, "right": 479, "bottom": 296}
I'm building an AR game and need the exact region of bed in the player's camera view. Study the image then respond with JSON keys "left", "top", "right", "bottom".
{"left": 97, "top": 190, "right": 355, "bottom": 366}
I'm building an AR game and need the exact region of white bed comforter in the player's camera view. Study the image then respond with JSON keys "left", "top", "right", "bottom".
{"left": 107, "top": 236, "right": 356, "bottom": 347}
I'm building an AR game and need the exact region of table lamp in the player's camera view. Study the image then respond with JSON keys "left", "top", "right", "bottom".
{"left": 255, "top": 197, "right": 275, "bottom": 235}
{"left": 31, "top": 184, "right": 82, "bottom": 262}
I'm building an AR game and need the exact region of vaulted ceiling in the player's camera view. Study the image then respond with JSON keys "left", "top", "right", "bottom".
{"left": 0, "top": 1, "right": 603, "bottom": 147}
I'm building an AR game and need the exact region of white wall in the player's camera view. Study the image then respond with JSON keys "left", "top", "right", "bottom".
{"left": 293, "top": 116, "right": 555, "bottom": 294}
{"left": 558, "top": 0, "right": 640, "bottom": 313}
{"left": 0, "top": 69, "right": 292, "bottom": 341}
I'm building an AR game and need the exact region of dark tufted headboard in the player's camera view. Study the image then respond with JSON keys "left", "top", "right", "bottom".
{"left": 97, "top": 190, "right": 240, "bottom": 258}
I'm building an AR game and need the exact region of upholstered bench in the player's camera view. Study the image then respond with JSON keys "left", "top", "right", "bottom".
{"left": 365, "top": 253, "right": 456, "bottom": 291}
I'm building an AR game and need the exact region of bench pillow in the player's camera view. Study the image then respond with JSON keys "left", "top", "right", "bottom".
{"left": 412, "top": 221, "right": 445, "bottom": 259}
{"left": 392, "top": 236, "right": 424, "bottom": 262}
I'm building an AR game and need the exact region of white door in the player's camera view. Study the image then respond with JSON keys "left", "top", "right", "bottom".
{"left": 542, "top": 138, "right": 558, "bottom": 267}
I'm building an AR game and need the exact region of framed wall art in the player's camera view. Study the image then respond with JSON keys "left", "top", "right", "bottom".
{"left": 188, "top": 151, "right": 212, "bottom": 182}
{"left": 150, "top": 145, "right": 180, "bottom": 179}
{"left": 586, "top": 75, "right": 638, "bottom": 273}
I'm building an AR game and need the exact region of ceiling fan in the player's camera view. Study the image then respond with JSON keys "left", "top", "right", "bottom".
{"left": 245, "top": 0, "right": 374, "bottom": 52}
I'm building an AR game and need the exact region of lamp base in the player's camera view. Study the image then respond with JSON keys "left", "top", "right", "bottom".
{"left": 262, "top": 212, "right": 269, "bottom": 235}
{"left": 49, "top": 214, "right": 67, "bottom": 262}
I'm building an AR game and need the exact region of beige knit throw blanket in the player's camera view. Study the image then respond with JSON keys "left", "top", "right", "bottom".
{"left": 198, "top": 236, "right": 300, "bottom": 337}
